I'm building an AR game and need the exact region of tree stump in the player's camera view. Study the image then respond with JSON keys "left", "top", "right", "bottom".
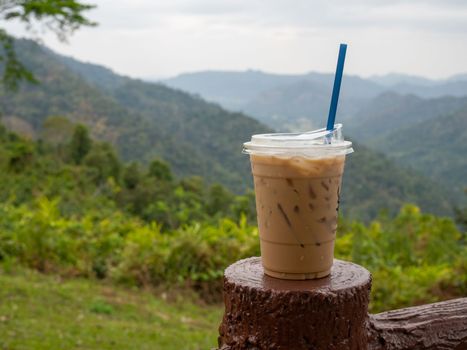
{"left": 218, "top": 257, "right": 372, "bottom": 350}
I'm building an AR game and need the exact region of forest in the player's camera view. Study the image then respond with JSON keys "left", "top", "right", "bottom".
{"left": 1, "top": 121, "right": 465, "bottom": 315}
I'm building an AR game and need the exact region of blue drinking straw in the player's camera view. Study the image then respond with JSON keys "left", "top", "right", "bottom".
{"left": 326, "top": 43, "right": 347, "bottom": 140}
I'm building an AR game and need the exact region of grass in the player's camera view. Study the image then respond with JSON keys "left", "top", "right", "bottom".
{"left": 0, "top": 266, "right": 223, "bottom": 350}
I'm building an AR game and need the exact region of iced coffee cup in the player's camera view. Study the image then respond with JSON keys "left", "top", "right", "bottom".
{"left": 243, "top": 124, "right": 353, "bottom": 280}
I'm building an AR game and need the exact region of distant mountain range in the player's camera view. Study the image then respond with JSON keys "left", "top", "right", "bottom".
{"left": 346, "top": 92, "right": 467, "bottom": 195}
{"left": 347, "top": 92, "right": 467, "bottom": 141}
{"left": 369, "top": 108, "right": 467, "bottom": 195}
{"left": 0, "top": 39, "right": 462, "bottom": 219}
{"left": 163, "top": 71, "right": 385, "bottom": 131}
{"left": 163, "top": 70, "right": 467, "bottom": 204}
{"left": 369, "top": 72, "right": 467, "bottom": 87}
{"left": 163, "top": 70, "right": 467, "bottom": 131}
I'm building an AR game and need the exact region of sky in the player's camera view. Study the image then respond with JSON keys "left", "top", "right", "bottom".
{"left": 4, "top": 0, "right": 467, "bottom": 80}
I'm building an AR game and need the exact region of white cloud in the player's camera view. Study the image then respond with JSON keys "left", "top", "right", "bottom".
{"left": 3, "top": 0, "right": 467, "bottom": 79}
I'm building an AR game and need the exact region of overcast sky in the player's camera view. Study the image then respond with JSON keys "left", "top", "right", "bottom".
{"left": 4, "top": 0, "right": 467, "bottom": 79}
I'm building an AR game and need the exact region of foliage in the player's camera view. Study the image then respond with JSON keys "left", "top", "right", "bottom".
{"left": 0, "top": 38, "right": 269, "bottom": 193}
{"left": 368, "top": 106, "right": 467, "bottom": 195}
{"left": 335, "top": 204, "right": 466, "bottom": 312}
{"left": 41, "top": 115, "right": 75, "bottom": 145}
{"left": 0, "top": 118, "right": 465, "bottom": 314}
{"left": 454, "top": 189, "right": 467, "bottom": 234}
{"left": 148, "top": 159, "right": 173, "bottom": 182}
{"left": 83, "top": 141, "right": 120, "bottom": 184}
{"left": 70, "top": 123, "right": 92, "bottom": 164}
{"left": 0, "top": 195, "right": 465, "bottom": 312}
{"left": 0, "top": 0, "right": 96, "bottom": 90}
{"left": 0, "top": 122, "right": 257, "bottom": 227}
{"left": 0, "top": 28, "right": 37, "bottom": 90}
{"left": 0, "top": 197, "right": 259, "bottom": 288}
{"left": 341, "top": 140, "right": 456, "bottom": 220}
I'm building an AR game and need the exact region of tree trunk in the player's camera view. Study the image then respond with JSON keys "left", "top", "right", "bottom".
{"left": 218, "top": 257, "right": 372, "bottom": 350}
{"left": 368, "top": 298, "right": 467, "bottom": 350}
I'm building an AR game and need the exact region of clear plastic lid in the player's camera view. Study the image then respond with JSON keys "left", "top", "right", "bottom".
{"left": 243, "top": 123, "right": 353, "bottom": 157}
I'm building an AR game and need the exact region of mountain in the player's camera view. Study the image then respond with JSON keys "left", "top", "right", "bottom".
{"left": 387, "top": 81, "right": 467, "bottom": 99}
{"left": 162, "top": 69, "right": 466, "bottom": 210}
{"left": 241, "top": 76, "right": 383, "bottom": 131}
{"left": 163, "top": 72, "right": 467, "bottom": 133}
{"left": 371, "top": 72, "right": 467, "bottom": 86}
{"left": 1, "top": 39, "right": 271, "bottom": 192}
{"left": 347, "top": 93, "right": 467, "bottom": 197}
{"left": 164, "top": 71, "right": 384, "bottom": 131}
{"left": 369, "top": 108, "right": 467, "bottom": 195}
{"left": 369, "top": 73, "right": 467, "bottom": 98}
{"left": 0, "top": 38, "right": 460, "bottom": 219}
{"left": 241, "top": 79, "right": 331, "bottom": 131}
{"left": 369, "top": 73, "right": 439, "bottom": 87}
{"left": 163, "top": 70, "right": 302, "bottom": 111}
{"left": 448, "top": 73, "right": 467, "bottom": 82}
{"left": 340, "top": 141, "right": 456, "bottom": 220}
{"left": 347, "top": 92, "right": 467, "bottom": 142}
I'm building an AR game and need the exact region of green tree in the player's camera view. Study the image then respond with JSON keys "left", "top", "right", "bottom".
{"left": 83, "top": 142, "right": 120, "bottom": 184}
{"left": 454, "top": 189, "right": 467, "bottom": 233}
{"left": 41, "top": 116, "right": 74, "bottom": 146}
{"left": 123, "top": 162, "right": 141, "bottom": 190}
{"left": 0, "top": 0, "right": 96, "bottom": 90}
{"left": 148, "top": 159, "right": 173, "bottom": 182}
{"left": 230, "top": 190, "right": 257, "bottom": 223}
{"left": 69, "top": 124, "right": 91, "bottom": 164}
{"left": 205, "top": 183, "right": 233, "bottom": 217}
{"left": 0, "top": 123, "right": 6, "bottom": 141}
{"left": 180, "top": 176, "right": 204, "bottom": 196}
{"left": 7, "top": 140, "right": 34, "bottom": 172}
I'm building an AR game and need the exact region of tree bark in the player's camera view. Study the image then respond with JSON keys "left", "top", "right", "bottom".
{"left": 218, "top": 257, "right": 372, "bottom": 350}
{"left": 368, "top": 297, "right": 467, "bottom": 350}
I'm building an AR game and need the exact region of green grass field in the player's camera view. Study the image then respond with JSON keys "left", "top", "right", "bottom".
{"left": 0, "top": 267, "right": 223, "bottom": 350}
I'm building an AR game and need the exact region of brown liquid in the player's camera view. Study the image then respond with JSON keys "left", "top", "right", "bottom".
{"left": 250, "top": 154, "right": 346, "bottom": 279}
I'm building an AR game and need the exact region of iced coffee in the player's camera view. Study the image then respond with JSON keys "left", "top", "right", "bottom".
{"left": 243, "top": 124, "right": 352, "bottom": 280}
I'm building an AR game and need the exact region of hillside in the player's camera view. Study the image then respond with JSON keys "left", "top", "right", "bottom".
{"left": 347, "top": 93, "right": 467, "bottom": 197}
{"left": 369, "top": 109, "right": 467, "bottom": 194}
{"left": 0, "top": 38, "right": 460, "bottom": 218}
{"left": 241, "top": 79, "right": 331, "bottom": 131}
{"left": 164, "top": 71, "right": 386, "bottom": 108}
{"left": 164, "top": 70, "right": 384, "bottom": 131}
{"left": 340, "top": 141, "right": 456, "bottom": 219}
{"left": 163, "top": 70, "right": 303, "bottom": 110}
{"left": 388, "top": 81, "right": 467, "bottom": 99}
{"left": 369, "top": 73, "right": 440, "bottom": 87}
{"left": 45, "top": 57, "right": 464, "bottom": 217}
{"left": 163, "top": 71, "right": 467, "bottom": 134}
{"left": 241, "top": 78, "right": 378, "bottom": 131}
{"left": 368, "top": 73, "right": 467, "bottom": 98}
{"left": 347, "top": 92, "right": 467, "bottom": 141}
{"left": 0, "top": 39, "right": 271, "bottom": 192}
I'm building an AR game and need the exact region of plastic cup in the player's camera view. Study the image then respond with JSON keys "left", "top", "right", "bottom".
{"left": 243, "top": 124, "right": 353, "bottom": 280}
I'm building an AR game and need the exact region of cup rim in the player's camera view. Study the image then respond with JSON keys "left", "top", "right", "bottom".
{"left": 243, "top": 124, "right": 353, "bottom": 155}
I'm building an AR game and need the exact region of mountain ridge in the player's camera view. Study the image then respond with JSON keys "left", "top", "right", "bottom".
{"left": 369, "top": 108, "right": 467, "bottom": 194}
{"left": 1, "top": 39, "right": 272, "bottom": 192}
{"left": 0, "top": 38, "right": 460, "bottom": 219}
{"left": 347, "top": 92, "right": 467, "bottom": 141}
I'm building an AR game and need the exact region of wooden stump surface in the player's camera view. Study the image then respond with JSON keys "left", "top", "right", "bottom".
{"left": 218, "top": 257, "right": 372, "bottom": 350}
{"left": 368, "top": 297, "right": 467, "bottom": 350}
